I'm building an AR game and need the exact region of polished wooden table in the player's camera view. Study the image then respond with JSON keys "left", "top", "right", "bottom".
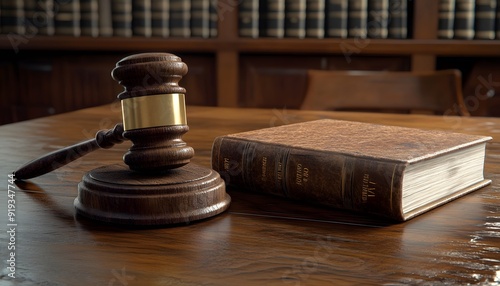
{"left": 1, "top": 105, "right": 499, "bottom": 285}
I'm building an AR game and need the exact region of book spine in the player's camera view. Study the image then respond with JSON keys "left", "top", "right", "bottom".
{"left": 474, "top": 0, "right": 496, "bottom": 39}
{"left": 348, "top": 0, "right": 367, "bottom": 38}
{"left": 1, "top": 0, "right": 25, "bottom": 34}
{"left": 284, "top": 0, "right": 306, "bottom": 38}
{"left": 98, "top": 0, "right": 113, "bottom": 36}
{"left": 305, "top": 0, "right": 325, "bottom": 38}
{"left": 212, "top": 136, "right": 406, "bottom": 221}
{"left": 387, "top": 0, "right": 407, "bottom": 39}
{"left": 325, "top": 0, "right": 348, "bottom": 38}
{"left": 151, "top": 0, "right": 169, "bottom": 37}
{"left": 239, "top": 0, "right": 259, "bottom": 38}
{"left": 497, "top": 1, "right": 500, "bottom": 39}
{"left": 263, "top": 0, "right": 285, "bottom": 38}
{"left": 495, "top": 3, "right": 500, "bottom": 39}
{"left": 80, "top": 0, "right": 99, "bottom": 37}
{"left": 368, "top": 0, "right": 389, "bottom": 38}
{"left": 209, "top": 0, "right": 217, "bottom": 37}
{"left": 24, "top": 0, "right": 36, "bottom": 33}
{"left": 111, "top": 0, "right": 132, "bottom": 37}
{"left": 438, "top": 0, "right": 455, "bottom": 39}
{"left": 169, "top": 0, "right": 191, "bottom": 37}
{"left": 54, "top": 0, "right": 81, "bottom": 36}
{"left": 132, "top": 0, "right": 152, "bottom": 37}
{"left": 191, "top": 0, "right": 210, "bottom": 38}
{"left": 454, "top": 0, "right": 475, "bottom": 39}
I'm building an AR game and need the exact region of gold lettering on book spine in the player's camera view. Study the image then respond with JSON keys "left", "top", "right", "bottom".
{"left": 261, "top": 157, "right": 268, "bottom": 181}
{"left": 362, "top": 173, "right": 377, "bottom": 203}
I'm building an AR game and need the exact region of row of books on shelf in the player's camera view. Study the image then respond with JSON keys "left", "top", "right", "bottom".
{"left": 438, "top": 0, "right": 500, "bottom": 40}
{"left": 239, "top": 0, "right": 409, "bottom": 39}
{"left": 0, "top": 0, "right": 217, "bottom": 38}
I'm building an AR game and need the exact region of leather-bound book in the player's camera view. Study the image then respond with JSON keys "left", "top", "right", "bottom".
{"left": 284, "top": 0, "right": 306, "bottom": 38}
{"left": 474, "top": 0, "right": 497, "bottom": 39}
{"left": 388, "top": 0, "right": 407, "bottom": 38}
{"left": 438, "top": 0, "right": 456, "bottom": 39}
{"left": 132, "top": 0, "right": 152, "bottom": 37}
{"left": 305, "top": 0, "right": 325, "bottom": 38}
{"left": 368, "top": 0, "right": 389, "bottom": 38}
{"left": 347, "top": 0, "right": 367, "bottom": 38}
{"left": 239, "top": 0, "right": 259, "bottom": 38}
{"left": 325, "top": 0, "right": 348, "bottom": 38}
{"left": 454, "top": 0, "right": 475, "bottom": 39}
{"left": 212, "top": 119, "right": 491, "bottom": 221}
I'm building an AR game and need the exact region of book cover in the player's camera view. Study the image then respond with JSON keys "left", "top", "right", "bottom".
{"left": 438, "top": 0, "right": 456, "bottom": 39}
{"left": 54, "top": 0, "right": 81, "bottom": 36}
{"left": 388, "top": 0, "right": 407, "bottom": 39}
{"left": 348, "top": 0, "right": 367, "bottom": 38}
{"left": 211, "top": 119, "right": 491, "bottom": 221}
{"left": 132, "top": 0, "right": 152, "bottom": 37}
{"left": 111, "top": 0, "right": 132, "bottom": 37}
{"left": 368, "top": 0, "right": 389, "bottom": 38}
{"left": 285, "top": 0, "right": 306, "bottom": 38}
{"left": 325, "top": 0, "right": 348, "bottom": 38}
{"left": 191, "top": 0, "right": 210, "bottom": 38}
{"left": 169, "top": 0, "right": 190, "bottom": 37}
{"left": 497, "top": 2, "right": 500, "bottom": 39}
{"left": 239, "top": 0, "right": 259, "bottom": 38}
{"left": 474, "top": 0, "right": 496, "bottom": 39}
{"left": 261, "top": 0, "right": 285, "bottom": 38}
{"left": 454, "top": 0, "right": 475, "bottom": 39}
{"left": 80, "top": 0, "right": 99, "bottom": 37}
{"left": 209, "top": 0, "right": 217, "bottom": 37}
{"left": 98, "top": 0, "right": 113, "bottom": 36}
{"left": 151, "top": 0, "right": 169, "bottom": 37}
{"left": 1, "top": 0, "right": 25, "bottom": 34}
{"left": 306, "top": 0, "right": 325, "bottom": 38}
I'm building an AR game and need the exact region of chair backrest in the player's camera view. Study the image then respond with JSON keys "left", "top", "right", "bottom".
{"left": 300, "top": 69, "right": 470, "bottom": 116}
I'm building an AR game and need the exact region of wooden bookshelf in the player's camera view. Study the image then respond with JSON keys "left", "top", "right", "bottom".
{"left": 1, "top": 0, "right": 500, "bottom": 124}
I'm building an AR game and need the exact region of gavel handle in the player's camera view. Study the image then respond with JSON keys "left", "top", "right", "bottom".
{"left": 13, "top": 123, "right": 126, "bottom": 180}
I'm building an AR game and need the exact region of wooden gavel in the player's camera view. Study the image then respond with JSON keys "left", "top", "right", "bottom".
{"left": 14, "top": 52, "right": 230, "bottom": 226}
{"left": 14, "top": 53, "right": 194, "bottom": 179}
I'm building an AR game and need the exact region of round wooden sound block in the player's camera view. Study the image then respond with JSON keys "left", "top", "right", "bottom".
{"left": 74, "top": 163, "right": 230, "bottom": 226}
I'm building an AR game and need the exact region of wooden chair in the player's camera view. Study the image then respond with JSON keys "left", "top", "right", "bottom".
{"left": 300, "top": 69, "right": 470, "bottom": 116}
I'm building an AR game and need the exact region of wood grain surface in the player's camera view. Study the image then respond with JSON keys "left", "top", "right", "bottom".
{"left": 1, "top": 105, "right": 499, "bottom": 285}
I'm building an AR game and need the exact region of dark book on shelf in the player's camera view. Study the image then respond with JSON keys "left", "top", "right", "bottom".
{"left": 260, "top": 0, "right": 285, "bottom": 38}
{"left": 54, "top": 0, "right": 81, "bottom": 36}
{"left": 169, "top": 0, "right": 190, "bottom": 37}
{"left": 454, "top": 0, "right": 475, "bottom": 39}
{"left": 132, "top": 0, "right": 152, "bottom": 37}
{"left": 151, "top": 0, "right": 169, "bottom": 37}
{"left": 80, "top": 0, "right": 99, "bottom": 37}
{"left": 209, "top": 0, "right": 217, "bottom": 37}
{"left": 98, "top": 0, "right": 113, "bottom": 36}
{"left": 212, "top": 119, "right": 491, "bottom": 221}
{"left": 285, "top": 0, "right": 306, "bottom": 38}
{"left": 24, "top": 0, "right": 55, "bottom": 36}
{"left": 325, "top": 0, "right": 348, "bottom": 38}
{"left": 438, "top": 0, "right": 455, "bottom": 39}
{"left": 191, "top": 0, "right": 210, "bottom": 38}
{"left": 497, "top": 2, "right": 500, "bottom": 39}
{"left": 348, "top": 0, "right": 367, "bottom": 38}
{"left": 368, "top": 0, "right": 389, "bottom": 38}
{"left": 306, "top": 0, "right": 326, "bottom": 38}
{"left": 239, "top": 0, "right": 259, "bottom": 38}
{"left": 1, "top": 0, "right": 25, "bottom": 34}
{"left": 474, "top": 0, "right": 496, "bottom": 39}
{"left": 388, "top": 0, "right": 407, "bottom": 39}
{"left": 111, "top": 0, "right": 132, "bottom": 37}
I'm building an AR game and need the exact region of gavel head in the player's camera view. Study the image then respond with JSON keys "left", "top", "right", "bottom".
{"left": 111, "top": 53, "right": 194, "bottom": 173}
